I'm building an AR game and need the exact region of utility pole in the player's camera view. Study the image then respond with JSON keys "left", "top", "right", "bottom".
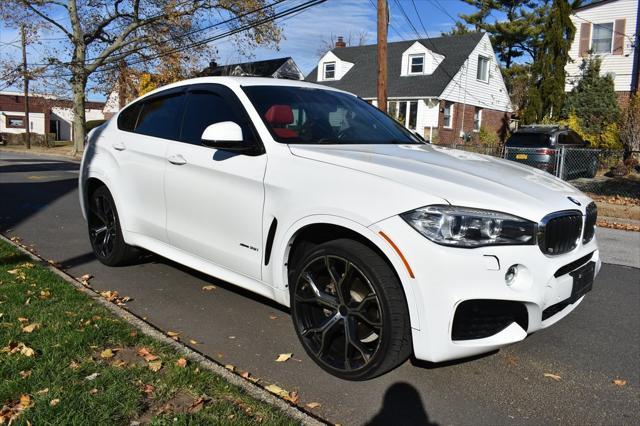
{"left": 377, "top": 0, "right": 388, "bottom": 113}
{"left": 20, "top": 24, "right": 31, "bottom": 150}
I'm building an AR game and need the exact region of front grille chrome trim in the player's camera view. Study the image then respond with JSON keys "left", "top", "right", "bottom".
{"left": 538, "top": 210, "right": 583, "bottom": 256}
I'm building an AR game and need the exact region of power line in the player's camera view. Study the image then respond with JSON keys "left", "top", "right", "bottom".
{"left": 409, "top": 0, "right": 428, "bottom": 38}
{"left": 392, "top": 0, "right": 422, "bottom": 39}
{"left": 36, "top": 0, "right": 326, "bottom": 78}
{"left": 30, "top": 0, "right": 289, "bottom": 67}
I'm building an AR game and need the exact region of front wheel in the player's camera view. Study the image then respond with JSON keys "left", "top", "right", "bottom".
{"left": 87, "top": 186, "right": 138, "bottom": 266}
{"left": 290, "top": 239, "right": 412, "bottom": 380}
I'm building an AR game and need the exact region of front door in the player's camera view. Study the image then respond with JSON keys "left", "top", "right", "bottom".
{"left": 164, "top": 84, "right": 266, "bottom": 279}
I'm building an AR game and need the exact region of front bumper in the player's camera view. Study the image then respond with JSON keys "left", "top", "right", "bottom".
{"left": 372, "top": 215, "right": 601, "bottom": 363}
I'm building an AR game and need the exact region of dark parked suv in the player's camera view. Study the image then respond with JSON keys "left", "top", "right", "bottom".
{"left": 505, "top": 125, "right": 599, "bottom": 179}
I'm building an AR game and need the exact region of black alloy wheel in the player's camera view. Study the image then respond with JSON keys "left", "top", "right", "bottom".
{"left": 291, "top": 239, "right": 411, "bottom": 380}
{"left": 88, "top": 186, "right": 137, "bottom": 266}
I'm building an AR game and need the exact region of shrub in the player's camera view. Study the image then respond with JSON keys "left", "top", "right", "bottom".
{"left": 477, "top": 126, "right": 498, "bottom": 146}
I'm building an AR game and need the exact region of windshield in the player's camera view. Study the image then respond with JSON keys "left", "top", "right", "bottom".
{"left": 242, "top": 85, "right": 422, "bottom": 145}
{"left": 505, "top": 132, "right": 552, "bottom": 148}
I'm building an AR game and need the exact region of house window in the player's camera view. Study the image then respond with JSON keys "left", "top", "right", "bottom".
{"left": 323, "top": 62, "right": 335, "bottom": 80}
{"left": 473, "top": 108, "right": 482, "bottom": 131}
{"left": 6, "top": 115, "right": 25, "bottom": 129}
{"left": 443, "top": 102, "right": 453, "bottom": 128}
{"left": 408, "top": 101, "right": 418, "bottom": 130}
{"left": 409, "top": 54, "right": 424, "bottom": 74}
{"left": 477, "top": 56, "right": 489, "bottom": 82}
{"left": 591, "top": 23, "right": 613, "bottom": 54}
{"left": 388, "top": 101, "right": 397, "bottom": 118}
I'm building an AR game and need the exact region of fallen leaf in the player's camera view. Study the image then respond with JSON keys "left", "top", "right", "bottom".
{"left": 228, "top": 336, "right": 236, "bottom": 339}
{"left": 7, "top": 269, "right": 19, "bottom": 275}
{"left": 19, "top": 370, "right": 31, "bottom": 379}
{"left": 269, "top": 315, "right": 278, "bottom": 320}
{"left": 22, "top": 323, "right": 40, "bottom": 333}
{"left": 20, "top": 394, "right": 32, "bottom": 408}
{"left": 85, "top": 372, "right": 99, "bottom": 381}
{"left": 275, "top": 353, "right": 293, "bottom": 362}
{"left": 176, "top": 358, "right": 187, "bottom": 368}
{"left": 142, "top": 384, "right": 155, "bottom": 394}
{"left": 100, "top": 348, "right": 115, "bottom": 359}
{"left": 240, "top": 371, "right": 250, "bottom": 379}
{"left": 264, "top": 384, "right": 289, "bottom": 399}
{"left": 148, "top": 360, "right": 162, "bottom": 372}
{"left": 78, "top": 274, "right": 93, "bottom": 284}
{"left": 188, "top": 396, "right": 210, "bottom": 413}
{"left": 136, "top": 347, "right": 158, "bottom": 362}
{"left": 286, "top": 391, "right": 299, "bottom": 404}
{"left": 39, "top": 290, "right": 51, "bottom": 299}
{"left": 24, "top": 297, "right": 30, "bottom": 305}
{"left": 69, "top": 361, "right": 80, "bottom": 370}
{"left": 201, "top": 285, "right": 216, "bottom": 291}
{"left": 112, "top": 359, "right": 127, "bottom": 368}
{"left": 166, "top": 331, "right": 180, "bottom": 340}
{"left": 17, "top": 317, "right": 29, "bottom": 323}
{"left": 224, "top": 364, "right": 235, "bottom": 372}
{"left": 306, "top": 402, "right": 321, "bottom": 409}
{"left": 189, "top": 339, "right": 198, "bottom": 345}
{"left": 89, "top": 388, "right": 99, "bottom": 395}
{"left": 612, "top": 379, "right": 627, "bottom": 387}
{"left": 504, "top": 354, "right": 519, "bottom": 366}
{"left": 49, "top": 398, "right": 60, "bottom": 407}
{"left": 543, "top": 373, "right": 562, "bottom": 381}
{"left": 36, "top": 388, "right": 49, "bottom": 395}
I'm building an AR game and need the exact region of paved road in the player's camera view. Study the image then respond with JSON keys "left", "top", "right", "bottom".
{"left": 1, "top": 151, "right": 638, "bottom": 425}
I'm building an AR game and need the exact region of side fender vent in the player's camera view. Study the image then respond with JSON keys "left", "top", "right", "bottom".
{"left": 264, "top": 218, "right": 278, "bottom": 266}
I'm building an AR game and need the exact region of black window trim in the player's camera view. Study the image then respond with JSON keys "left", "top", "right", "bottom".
{"left": 117, "top": 86, "right": 186, "bottom": 136}
{"left": 180, "top": 83, "right": 265, "bottom": 155}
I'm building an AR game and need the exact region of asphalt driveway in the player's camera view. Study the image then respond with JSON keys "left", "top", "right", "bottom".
{"left": 1, "top": 151, "right": 638, "bottom": 425}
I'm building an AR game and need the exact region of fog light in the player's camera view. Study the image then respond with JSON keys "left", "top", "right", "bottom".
{"left": 505, "top": 265, "right": 518, "bottom": 286}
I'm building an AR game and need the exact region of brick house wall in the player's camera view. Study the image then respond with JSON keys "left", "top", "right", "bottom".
{"left": 0, "top": 94, "right": 104, "bottom": 134}
{"left": 436, "top": 99, "right": 510, "bottom": 145}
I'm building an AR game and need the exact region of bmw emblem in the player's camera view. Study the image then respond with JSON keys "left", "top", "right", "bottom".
{"left": 567, "top": 196, "right": 581, "bottom": 206}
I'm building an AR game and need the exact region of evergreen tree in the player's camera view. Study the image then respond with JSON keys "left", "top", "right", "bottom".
{"left": 563, "top": 57, "right": 620, "bottom": 138}
{"left": 459, "top": 0, "right": 549, "bottom": 69}
{"left": 523, "top": 0, "right": 577, "bottom": 122}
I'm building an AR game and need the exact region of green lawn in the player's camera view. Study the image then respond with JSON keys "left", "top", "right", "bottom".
{"left": 0, "top": 240, "right": 298, "bottom": 425}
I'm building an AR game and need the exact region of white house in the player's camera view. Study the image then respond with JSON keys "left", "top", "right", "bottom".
{"left": 0, "top": 91, "right": 105, "bottom": 140}
{"left": 565, "top": 0, "right": 639, "bottom": 103}
{"left": 307, "top": 33, "right": 513, "bottom": 144}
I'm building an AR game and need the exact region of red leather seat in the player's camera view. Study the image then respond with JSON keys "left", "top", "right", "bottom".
{"left": 264, "top": 105, "right": 298, "bottom": 139}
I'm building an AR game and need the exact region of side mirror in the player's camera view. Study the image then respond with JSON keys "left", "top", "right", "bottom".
{"left": 201, "top": 121, "right": 258, "bottom": 153}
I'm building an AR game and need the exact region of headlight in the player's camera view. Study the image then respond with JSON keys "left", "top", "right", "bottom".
{"left": 401, "top": 205, "right": 536, "bottom": 248}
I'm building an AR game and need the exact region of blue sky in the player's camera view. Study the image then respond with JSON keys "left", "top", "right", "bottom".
{"left": 0, "top": 0, "right": 476, "bottom": 99}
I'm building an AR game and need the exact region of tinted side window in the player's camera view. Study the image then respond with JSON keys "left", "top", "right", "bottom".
{"left": 117, "top": 103, "right": 141, "bottom": 132}
{"left": 135, "top": 94, "right": 185, "bottom": 140}
{"left": 180, "top": 91, "right": 243, "bottom": 144}
{"left": 505, "top": 132, "right": 551, "bottom": 147}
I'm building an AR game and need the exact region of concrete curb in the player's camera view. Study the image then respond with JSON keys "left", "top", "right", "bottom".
{"left": 0, "top": 234, "right": 327, "bottom": 426}
{"left": 0, "top": 147, "right": 82, "bottom": 163}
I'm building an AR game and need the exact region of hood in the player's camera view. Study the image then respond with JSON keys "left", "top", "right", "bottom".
{"left": 289, "top": 144, "right": 590, "bottom": 222}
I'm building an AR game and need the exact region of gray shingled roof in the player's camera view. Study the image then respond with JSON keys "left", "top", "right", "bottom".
{"left": 306, "top": 32, "right": 485, "bottom": 98}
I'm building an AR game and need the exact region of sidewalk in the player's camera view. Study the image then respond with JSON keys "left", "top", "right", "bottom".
{"left": 596, "top": 227, "right": 640, "bottom": 268}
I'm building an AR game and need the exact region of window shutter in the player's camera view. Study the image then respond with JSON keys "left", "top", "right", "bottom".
{"left": 579, "top": 23, "right": 591, "bottom": 57}
{"left": 613, "top": 19, "right": 626, "bottom": 55}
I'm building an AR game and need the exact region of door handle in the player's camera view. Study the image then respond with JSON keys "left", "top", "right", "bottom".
{"left": 168, "top": 154, "right": 187, "bottom": 165}
{"left": 112, "top": 142, "right": 126, "bottom": 151}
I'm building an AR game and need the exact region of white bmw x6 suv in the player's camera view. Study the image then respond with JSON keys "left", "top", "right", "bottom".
{"left": 80, "top": 77, "right": 600, "bottom": 380}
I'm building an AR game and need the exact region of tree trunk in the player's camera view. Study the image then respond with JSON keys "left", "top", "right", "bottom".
{"left": 71, "top": 76, "right": 87, "bottom": 156}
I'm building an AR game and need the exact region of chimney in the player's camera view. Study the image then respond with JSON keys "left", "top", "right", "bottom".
{"left": 209, "top": 61, "right": 218, "bottom": 69}
{"left": 335, "top": 36, "right": 346, "bottom": 49}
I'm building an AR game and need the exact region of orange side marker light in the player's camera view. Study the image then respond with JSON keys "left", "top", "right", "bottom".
{"left": 379, "top": 231, "right": 415, "bottom": 279}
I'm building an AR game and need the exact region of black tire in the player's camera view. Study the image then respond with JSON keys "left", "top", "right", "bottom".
{"left": 290, "top": 239, "right": 412, "bottom": 380}
{"left": 87, "top": 185, "right": 138, "bottom": 266}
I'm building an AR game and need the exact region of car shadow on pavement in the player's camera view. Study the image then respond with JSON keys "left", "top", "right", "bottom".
{"left": 366, "top": 382, "right": 437, "bottom": 426}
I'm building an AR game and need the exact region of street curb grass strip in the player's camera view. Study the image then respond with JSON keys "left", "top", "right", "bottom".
{"left": 0, "top": 233, "right": 327, "bottom": 426}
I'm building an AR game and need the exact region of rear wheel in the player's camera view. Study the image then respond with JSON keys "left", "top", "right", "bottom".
{"left": 290, "top": 239, "right": 411, "bottom": 380}
{"left": 88, "top": 186, "right": 138, "bottom": 266}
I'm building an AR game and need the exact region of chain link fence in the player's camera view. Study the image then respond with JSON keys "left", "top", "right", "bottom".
{"left": 436, "top": 144, "right": 640, "bottom": 199}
